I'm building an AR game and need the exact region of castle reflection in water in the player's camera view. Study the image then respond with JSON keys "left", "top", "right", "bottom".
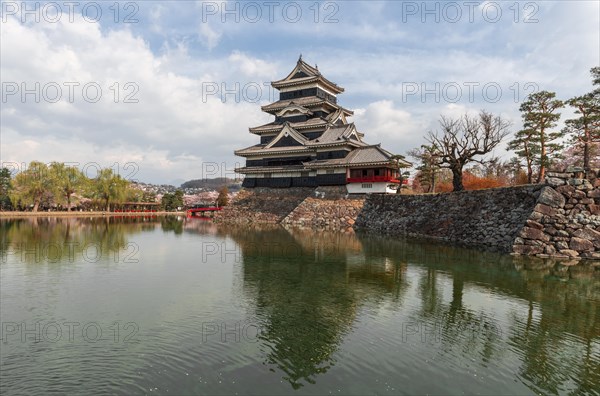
{"left": 1, "top": 216, "right": 598, "bottom": 394}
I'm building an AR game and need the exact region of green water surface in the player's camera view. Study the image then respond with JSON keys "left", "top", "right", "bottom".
{"left": 1, "top": 217, "right": 598, "bottom": 395}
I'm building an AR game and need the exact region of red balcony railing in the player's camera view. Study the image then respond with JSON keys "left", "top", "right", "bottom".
{"left": 346, "top": 176, "right": 400, "bottom": 183}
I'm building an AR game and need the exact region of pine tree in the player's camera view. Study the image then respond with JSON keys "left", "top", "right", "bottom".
{"left": 506, "top": 129, "right": 540, "bottom": 183}
{"left": 173, "top": 190, "right": 184, "bottom": 210}
{"left": 408, "top": 144, "right": 440, "bottom": 193}
{"left": 563, "top": 67, "right": 600, "bottom": 170}
{"left": 518, "top": 91, "right": 564, "bottom": 182}
{"left": 389, "top": 155, "right": 410, "bottom": 194}
{"left": 161, "top": 193, "right": 174, "bottom": 211}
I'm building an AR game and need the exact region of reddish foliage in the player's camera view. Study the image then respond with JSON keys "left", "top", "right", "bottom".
{"left": 514, "top": 171, "right": 530, "bottom": 185}
{"left": 435, "top": 171, "right": 509, "bottom": 192}
{"left": 410, "top": 177, "right": 422, "bottom": 192}
{"left": 463, "top": 172, "right": 508, "bottom": 189}
{"left": 434, "top": 182, "right": 454, "bottom": 193}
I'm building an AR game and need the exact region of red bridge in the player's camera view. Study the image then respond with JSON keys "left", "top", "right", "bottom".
{"left": 186, "top": 207, "right": 222, "bottom": 217}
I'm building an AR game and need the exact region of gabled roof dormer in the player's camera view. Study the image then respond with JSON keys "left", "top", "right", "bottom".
{"left": 307, "top": 123, "right": 366, "bottom": 148}
{"left": 326, "top": 108, "right": 350, "bottom": 125}
{"left": 264, "top": 123, "right": 308, "bottom": 148}
{"left": 276, "top": 103, "right": 314, "bottom": 118}
{"left": 278, "top": 55, "right": 320, "bottom": 80}
{"left": 347, "top": 128, "right": 362, "bottom": 141}
{"left": 271, "top": 55, "right": 344, "bottom": 94}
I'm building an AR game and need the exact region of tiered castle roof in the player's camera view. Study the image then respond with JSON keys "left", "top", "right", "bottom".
{"left": 235, "top": 56, "right": 410, "bottom": 177}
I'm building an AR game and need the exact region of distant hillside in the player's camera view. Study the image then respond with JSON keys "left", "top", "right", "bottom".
{"left": 180, "top": 178, "right": 241, "bottom": 191}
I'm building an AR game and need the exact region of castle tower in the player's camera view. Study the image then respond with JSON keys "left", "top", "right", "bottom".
{"left": 235, "top": 56, "right": 410, "bottom": 193}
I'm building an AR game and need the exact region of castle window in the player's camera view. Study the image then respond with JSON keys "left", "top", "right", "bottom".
{"left": 361, "top": 183, "right": 372, "bottom": 189}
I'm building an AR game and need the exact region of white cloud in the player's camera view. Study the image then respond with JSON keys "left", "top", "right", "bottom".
{"left": 198, "top": 23, "right": 221, "bottom": 50}
{"left": 149, "top": 4, "right": 166, "bottom": 34}
{"left": 0, "top": 14, "right": 272, "bottom": 184}
{"left": 353, "top": 100, "right": 427, "bottom": 155}
{"left": 228, "top": 51, "right": 278, "bottom": 79}
{"left": 1, "top": 1, "right": 597, "bottom": 183}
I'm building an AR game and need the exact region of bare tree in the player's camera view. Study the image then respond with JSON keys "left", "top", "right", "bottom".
{"left": 426, "top": 111, "right": 511, "bottom": 191}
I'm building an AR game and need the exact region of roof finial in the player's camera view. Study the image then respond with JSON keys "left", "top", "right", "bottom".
{"left": 298, "top": 53, "right": 302, "bottom": 62}
{"left": 315, "top": 63, "right": 318, "bottom": 69}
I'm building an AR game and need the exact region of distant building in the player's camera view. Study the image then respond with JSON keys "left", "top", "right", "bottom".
{"left": 235, "top": 56, "right": 411, "bottom": 194}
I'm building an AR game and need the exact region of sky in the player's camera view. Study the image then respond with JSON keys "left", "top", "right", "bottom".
{"left": 1, "top": 0, "right": 599, "bottom": 185}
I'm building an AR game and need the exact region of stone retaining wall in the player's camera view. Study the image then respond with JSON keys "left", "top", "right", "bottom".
{"left": 213, "top": 187, "right": 313, "bottom": 224}
{"left": 214, "top": 169, "right": 599, "bottom": 259}
{"left": 282, "top": 186, "right": 365, "bottom": 230}
{"left": 355, "top": 184, "right": 543, "bottom": 253}
{"left": 215, "top": 185, "right": 366, "bottom": 230}
{"left": 355, "top": 169, "right": 600, "bottom": 259}
{"left": 512, "top": 170, "right": 600, "bottom": 259}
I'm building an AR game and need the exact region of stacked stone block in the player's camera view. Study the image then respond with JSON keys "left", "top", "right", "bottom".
{"left": 282, "top": 187, "right": 365, "bottom": 230}
{"left": 512, "top": 169, "right": 600, "bottom": 259}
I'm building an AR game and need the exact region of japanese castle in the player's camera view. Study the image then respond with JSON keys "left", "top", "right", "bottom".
{"left": 235, "top": 56, "right": 411, "bottom": 194}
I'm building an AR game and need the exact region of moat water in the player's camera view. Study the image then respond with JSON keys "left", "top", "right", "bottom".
{"left": 1, "top": 216, "right": 599, "bottom": 395}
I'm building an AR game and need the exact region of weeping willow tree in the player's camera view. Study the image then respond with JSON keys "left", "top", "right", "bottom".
{"left": 49, "top": 162, "right": 87, "bottom": 211}
{"left": 92, "top": 169, "right": 129, "bottom": 211}
{"left": 11, "top": 161, "right": 53, "bottom": 212}
{"left": 0, "top": 167, "right": 13, "bottom": 210}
